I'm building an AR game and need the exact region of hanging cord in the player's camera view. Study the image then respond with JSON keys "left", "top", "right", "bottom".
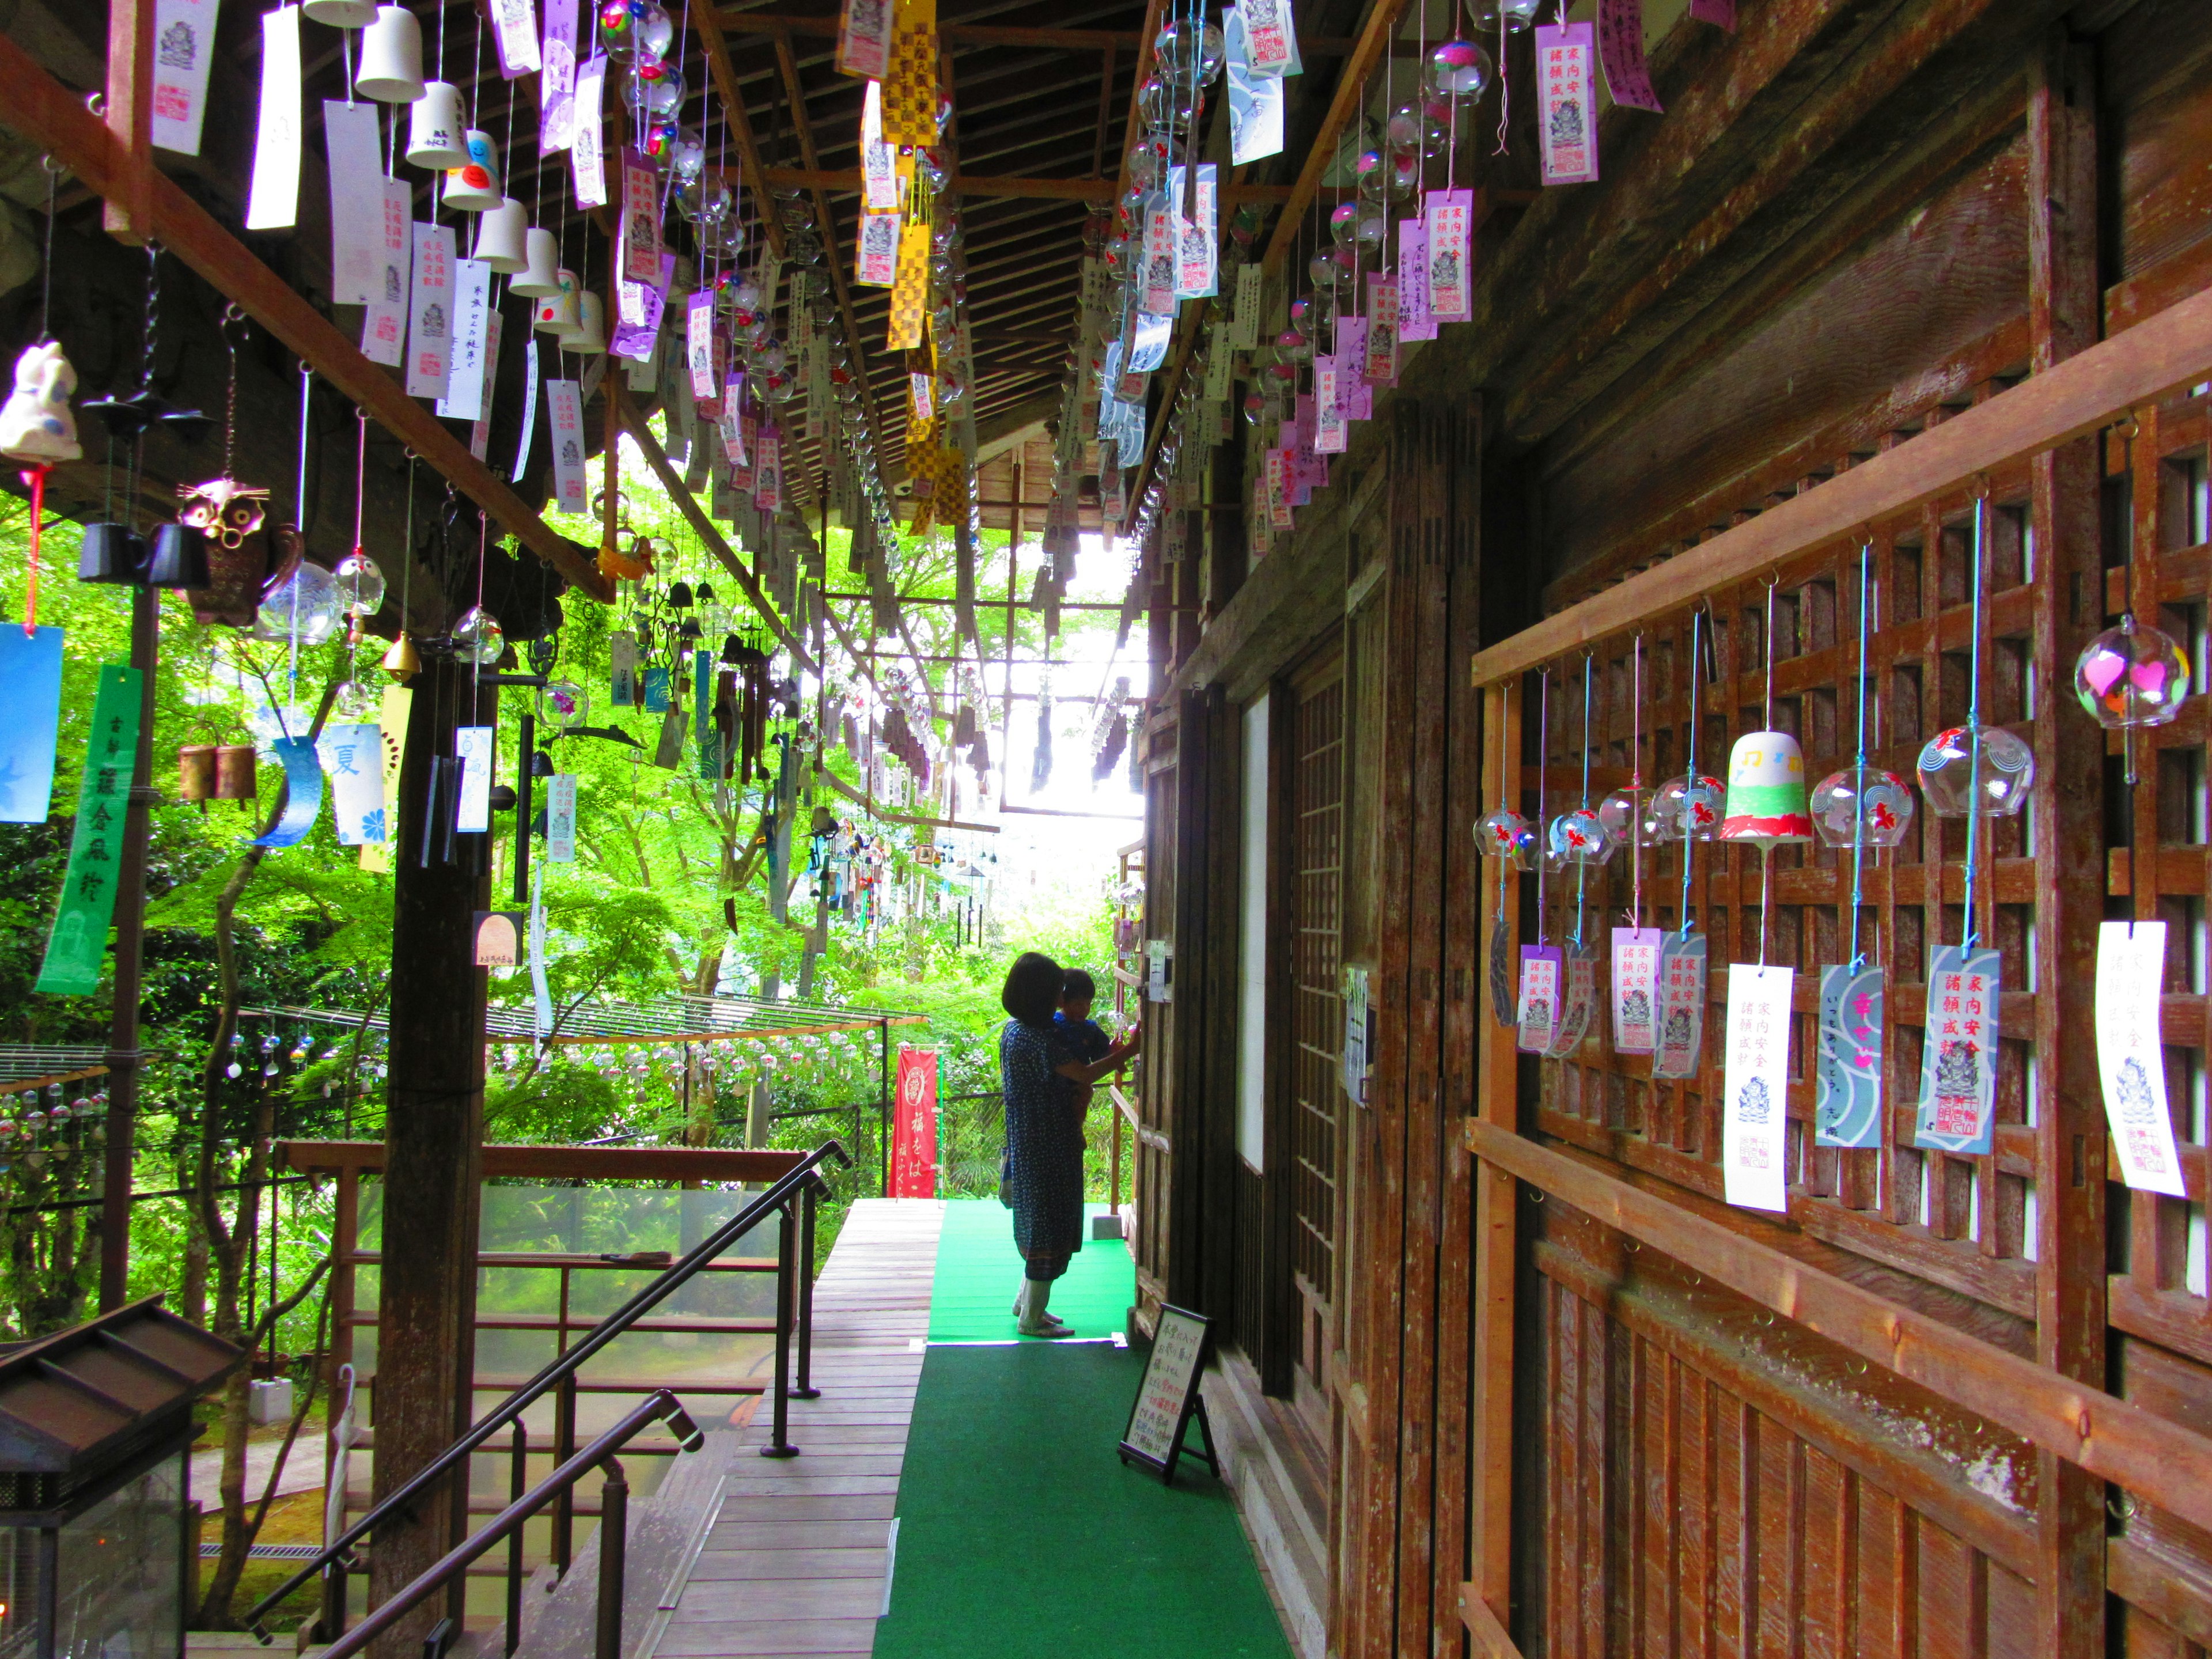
{"left": 1629, "top": 634, "right": 1643, "bottom": 926}
{"left": 1758, "top": 574, "right": 1778, "bottom": 967}
{"left": 36, "top": 155, "right": 60, "bottom": 343}
{"left": 1678, "top": 608, "right": 1704, "bottom": 938}
{"left": 1848, "top": 537, "right": 1872, "bottom": 972}
{"left": 1534, "top": 666, "right": 1550, "bottom": 946}
{"left": 1962, "top": 486, "right": 1990, "bottom": 953}
{"left": 1494, "top": 677, "right": 1512, "bottom": 927}
{"left": 285, "top": 363, "right": 315, "bottom": 729}
{"left": 1573, "top": 653, "right": 1593, "bottom": 949}
{"left": 2116, "top": 418, "right": 2143, "bottom": 789}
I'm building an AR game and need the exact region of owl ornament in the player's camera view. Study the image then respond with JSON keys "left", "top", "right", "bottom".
{"left": 176, "top": 477, "right": 295, "bottom": 627}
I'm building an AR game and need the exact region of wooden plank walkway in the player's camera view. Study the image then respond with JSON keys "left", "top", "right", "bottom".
{"left": 652, "top": 1198, "right": 944, "bottom": 1659}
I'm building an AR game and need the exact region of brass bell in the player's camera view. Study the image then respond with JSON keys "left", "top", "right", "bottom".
{"left": 213, "top": 744, "right": 257, "bottom": 804}
{"left": 382, "top": 631, "right": 422, "bottom": 680}
{"left": 177, "top": 745, "right": 216, "bottom": 802}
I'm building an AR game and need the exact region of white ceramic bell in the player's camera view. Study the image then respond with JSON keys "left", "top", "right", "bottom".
{"left": 354, "top": 5, "right": 426, "bottom": 102}
{"left": 302, "top": 0, "right": 378, "bottom": 26}
{"left": 533, "top": 268, "right": 582, "bottom": 335}
{"left": 0, "top": 342, "right": 81, "bottom": 464}
{"left": 404, "top": 82, "right": 467, "bottom": 169}
{"left": 569, "top": 292, "right": 609, "bottom": 354}
{"left": 444, "top": 130, "right": 502, "bottom": 211}
{"left": 472, "top": 199, "right": 529, "bottom": 272}
{"left": 512, "top": 228, "right": 562, "bottom": 297}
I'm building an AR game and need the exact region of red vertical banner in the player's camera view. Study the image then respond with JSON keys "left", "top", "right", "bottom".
{"left": 889, "top": 1046, "right": 940, "bottom": 1198}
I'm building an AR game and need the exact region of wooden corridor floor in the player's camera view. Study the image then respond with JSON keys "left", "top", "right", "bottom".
{"left": 650, "top": 1198, "right": 943, "bottom": 1659}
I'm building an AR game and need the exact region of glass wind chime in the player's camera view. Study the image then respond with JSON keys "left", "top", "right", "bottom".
{"left": 0, "top": 1081, "right": 110, "bottom": 1182}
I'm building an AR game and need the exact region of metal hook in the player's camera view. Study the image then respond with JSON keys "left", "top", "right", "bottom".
{"left": 2107, "top": 1491, "right": 2141, "bottom": 1524}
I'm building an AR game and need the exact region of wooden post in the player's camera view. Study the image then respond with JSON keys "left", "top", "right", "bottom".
{"left": 2026, "top": 29, "right": 2106, "bottom": 1659}
{"left": 101, "top": 0, "right": 153, "bottom": 243}
{"left": 368, "top": 658, "right": 491, "bottom": 1656}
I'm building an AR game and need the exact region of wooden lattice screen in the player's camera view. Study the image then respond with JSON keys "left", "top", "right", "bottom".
{"left": 1464, "top": 289, "right": 2212, "bottom": 1653}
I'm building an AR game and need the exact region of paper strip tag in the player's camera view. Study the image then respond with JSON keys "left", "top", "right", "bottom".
{"left": 150, "top": 0, "right": 218, "bottom": 156}
{"left": 757, "top": 425, "right": 783, "bottom": 510}
{"left": 1128, "top": 309, "right": 1173, "bottom": 374}
{"left": 861, "top": 81, "right": 900, "bottom": 212}
{"left": 1722, "top": 964, "right": 1793, "bottom": 1212}
{"left": 253, "top": 734, "right": 325, "bottom": 850}
{"left": 1517, "top": 944, "right": 1564, "bottom": 1055}
{"left": 539, "top": 0, "right": 577, "bottom": 153}
{"left": 456, "top": 726, "right": 495, "bottom": 833}
{"left": 245, "top": 5, "right": 302, "bottom": 230}
{"left": 613, "top": 252, "right": 673, "bottom": 360}
{"left": 2096, "top": 921, "right": 2187, "bottom": 1195}
{"left": 1228, "top": 263, "right": 1264, "bottom": 350}
{"left": 0, "top": 626, "right": 62, "bottom": 824}
{"left": 686, "top": 290, "right": 720, "bottom": 399}
{"left": 1141, "top": 199, "right": 1177, "bottom": 315}
{"left": 361, "top": 179, "right": 412, "bottom": 367}
{"left": 654, "top": 707, "right": 687, "bottom": 769}
{"left": 571, "top": 55, "right": 608, "bottom": 207}
{"left": 546, "top": 378, "right": 588, "bottom": 513}
{"left": 1611, "top": 927, "right": 1662, "bottom": 1053}
{"left": 359, "top": 684, "right": 412, "bottom": 870}
{"left": 546, "top": 773, "right": 579, "bottom": 862}
{"left": 469, "top": 313, "right": 503, "bottom": 461}
{"left": 642, "top": 666, "right": 671, "bottom": 714}
{"left": 1313, "top": 362, "right": 1346, "bottom": 453}
{"left": 857, "top": 212, "right": 900, "bottom": 286}
{"left": 320, "top": 723, "right": 385, "bottom": 846}
{"left": 490, "top": 0, "right": 541, "bottom": 76}
{"left": 1815, "top": 963, "right": 1885, "bottom": 1148}
{"left": 609, "top": 631, "right": 638, "bottom": 704}
{"left": 1397, "top": 219, "right": 1434, "bottom": 342}
{"left": 838, "top": 0, "right": 892, "bottom": 80}
{"left": 529, "top": 861, "right": 552, "bottom": 1032}
{"left": 405, "top": 222, "right": 456, "bottom": 399}
{"left": 33, "top": 665, "right": 142, "bottom": 994}
{"left": 512, "top": 335, "right": 541, "bottom": 480}
{"left": 619, "top": 149, "right": 662, "bottom": 282}
{"left": 323, "top": 101, "right": 384, "bottom": 305}
{"left": 435, "top": 257, "right": 493, "bottom": 422}
{"left": 1913, "top": 945, "right": 2001, "bottom": 1155}
{"left": 1596, "top": 0, "right": 1664, "bottom": 113}
{"left": 1653, "top": 930, "right": 1708, "bottom": 1079}
{"left": 1536, "top": 21, "right": 1601, "bottom": 185}
{"left": 1170, "top": 164, "right": 1218, "bottom": 298}
{"left": 1225, "top": 7, "right": 1285, "bottom": 163}
{"left": 1241, "top": 0, "right": 1296, "bottom": 77}
{"left": 1548, "top": 941, "right": 1599, "bottom": 1058}
{"left": 1425, "top": 189, "right": 1473, "bottom": 322}
{"left": 1364, "top": 276, "right": 1400, "bottom": 384}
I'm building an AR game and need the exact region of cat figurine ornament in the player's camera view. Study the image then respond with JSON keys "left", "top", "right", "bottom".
{"left": 0, "top": 342, "right": 82, "bottom": 465}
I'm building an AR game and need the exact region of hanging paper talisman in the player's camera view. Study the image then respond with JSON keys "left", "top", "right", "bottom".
{"left": 1721, "top": 964, "right": 1793, "bottom": 1211}
{"left": 2094, "top": 921, "right": 2186, "bottom": 1195}
{"left": 1815, "top": 961, "right": 1884, "bottom": 1147}
{"left": 1516, "top": 943, "right": 1564, "bottom": 1055}
{"left": 1547, "top": 939, "right": 1599, "bottom": 1058}
{"left": 1912, "top": 944, "right": 2001, "bottom": 1155}
{"left": 1535, "top": 21, "right": 1600, "bottom": 185}
{"left": 1652, "top": 930, "right": 1708, "bottom": 1079}
{"left": 33, "top": 665, "right": 142, "bottom": 995}
{"left": 1611, "top": 926, "right": 1662, "bottom": 1054}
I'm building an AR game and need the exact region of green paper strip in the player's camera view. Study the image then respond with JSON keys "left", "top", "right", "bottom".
{"left": 35, "top": 664, "right": 143, "bottom": 997}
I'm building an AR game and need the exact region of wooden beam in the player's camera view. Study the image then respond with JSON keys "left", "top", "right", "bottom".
{"left": 1463, "top": 1119, "right": 2212, "bottom": 1538}
{"left": 1467, "top": 279, "right": 2212, "bottom": 685}
{"left": 1262, "top": 0, "right": 1414, "bottom": 273}
{"left": 0, "top": 36, "right": 613, "bottom": 602}
{"left": 755, "top": 166, "right": 1296, "bottom": 204}
{"left": 611, "top": 382, "right": 819, "bottom": 676}
{"left": 718, "top": 11, "right": 1422, "bottom": 57}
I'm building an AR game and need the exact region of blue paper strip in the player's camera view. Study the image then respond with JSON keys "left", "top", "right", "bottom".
{"left": 1816, "top": 962, "right": 1885, "bottom": 1148}
{"left": 0, "top": 626, "right": 65, "bottom": 824}
{"left": 252, "top": 736, "right": 325, "bottom": 849}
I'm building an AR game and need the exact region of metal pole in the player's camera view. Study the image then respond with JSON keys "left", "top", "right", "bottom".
{"left": 512, "top": 711, "right": 535, "bottom": 906}
{"left": 99, "top": 582, "right": 158, "bottom": 1310}
{"left": 793, "top": 1179, "right": 819, "bottom": 1399}
{"left": 554, "top": 1371, "right": 577, "bottom": 1571}
{"left": 505, "top": 1419, "right": 527, "bottom": 1654}
{"left": 594, "top": 1459, "right": 627, "bottom": 1659}
{"left": 760, "top": 1198, "right": 798, "bottom": 1459}
{"left": 877, "top": 1021, "right": 891, "bottom": 1194}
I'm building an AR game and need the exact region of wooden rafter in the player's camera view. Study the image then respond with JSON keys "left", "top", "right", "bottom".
{"left": 757, "top": 167, "right": 1295, "bottom": 204}
{"left": 1262, "top": 0, "right": 1414, "bottom": 273}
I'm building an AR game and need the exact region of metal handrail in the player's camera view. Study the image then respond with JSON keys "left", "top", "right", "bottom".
{"left": 248, "top": 1137, "right": 850, "bottom": 1633}
{"left": 316, "top": 1391, "right": 700, "bottom": 1659}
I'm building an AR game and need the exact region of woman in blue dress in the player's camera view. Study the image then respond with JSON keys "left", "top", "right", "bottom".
{"left": 998, "top": 952, "right": 1139, "bottom": 1336}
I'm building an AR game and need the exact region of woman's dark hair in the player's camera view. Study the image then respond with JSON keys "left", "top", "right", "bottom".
{"left": 1001, "top": 952, "right": 1064, "bottom": 1027}
{"left": 1060, "top": 968, "right": 1096, "bottom": 1002}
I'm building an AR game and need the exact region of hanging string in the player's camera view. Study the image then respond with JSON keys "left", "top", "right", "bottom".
{"left": 1535, "top": 667, "right": 1550, "bottom": 946}
{"left": 1630, "top": 634, "right": 1644, "bottom": 926}
{"left": 1495, "top": 677, "right": 1512, "bottom": 926}
{"left": 284, "top": 363, "right": 315, "bottom": 733}
{"left": 1847, "top": 536, "right": 1873, "bottom": 972}
{"left": 1678, "top": 608, "right": 1703, "bottom": 939}
{"left": 37, "top": 156, "right": 58, "bottom": 344}
{"left": 1962, "top": 486, "right": 1990, "bottom": 953}
{"left": 1573, "top": 654, "right": 1593, "bottom": 949}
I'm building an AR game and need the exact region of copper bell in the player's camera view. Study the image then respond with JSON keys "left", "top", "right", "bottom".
{"left": 177, "top": 745, "right": 216, "bottom": 802}
{"left": 213, "top": 744, "right": 257, "bottom": 804}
